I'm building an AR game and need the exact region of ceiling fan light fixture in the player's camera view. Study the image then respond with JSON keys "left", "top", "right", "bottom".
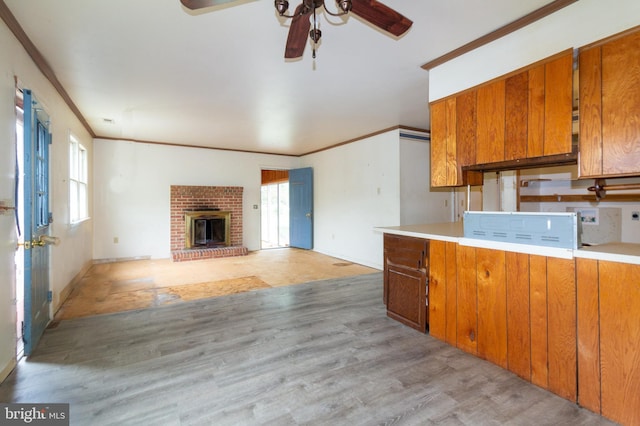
{"left": 274, "top": 0, "right": 289, "bottom": 16}
{"left": 337, "top": 0, "right": 352, "bottom": 13}
{"left": 309, "top": 28, "right": 322, "bottom": 43}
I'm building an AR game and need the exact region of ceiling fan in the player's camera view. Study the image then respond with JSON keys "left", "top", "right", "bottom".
{"left": 180, "top": 0, "right": 413, "bottom": 59}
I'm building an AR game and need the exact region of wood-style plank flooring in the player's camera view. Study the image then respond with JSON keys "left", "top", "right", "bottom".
{"left": 55, "top": 248, "right": 378, "bottom": 320}
{"left": 0, "top": 273, "right": 614, "bottom": 425}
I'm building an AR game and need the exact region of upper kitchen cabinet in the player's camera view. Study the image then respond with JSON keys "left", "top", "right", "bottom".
{"left": 579, "top": 26, "right": 640, "bottom": 178}
{"left": 430, "top": 94, "right": 483, "bottom": 187}
{"left": 430, "top": 50, "right": 574, "bottom": 188}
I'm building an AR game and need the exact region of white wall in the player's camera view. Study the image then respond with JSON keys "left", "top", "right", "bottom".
{"left": 1, "top": 20, "right": 94, "bottom": 380}
{"left": 300, "top": 130, "right": 401, "bottom": 269}
{"left": 399, "top": 137, "right": 453, "bottom": 225}
{"left": 92, "top": 139, "right": 298, "bottom": 260}
{"left": 429, "top": 0, "right": 640, "bottom": 102}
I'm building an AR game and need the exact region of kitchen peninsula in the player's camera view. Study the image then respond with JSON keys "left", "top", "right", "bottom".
{"left": 377, "top": 221, "right": 640, "bottom": 425}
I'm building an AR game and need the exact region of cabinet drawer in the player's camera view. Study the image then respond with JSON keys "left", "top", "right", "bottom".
{"left": 384, "top": 234, "right": 428, "bottom": 269}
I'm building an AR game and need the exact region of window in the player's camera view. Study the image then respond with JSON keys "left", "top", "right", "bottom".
{"left": 69, "top": 134, "right": 88, "bottom": 223}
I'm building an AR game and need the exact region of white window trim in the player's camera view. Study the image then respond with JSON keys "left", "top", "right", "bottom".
{"left": 69, "top": 132, "right": 89, "bottom": 224}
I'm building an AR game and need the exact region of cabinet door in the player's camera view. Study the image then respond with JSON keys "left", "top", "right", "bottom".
{"left": 543, "top": 52, "right": 573, "bottom": 156}
{"left": 430, "top": 94, "right": 483, "bottom": 187}
{"left": 576, "top": 258, "right": 601, "bottom": 414}
{"left": 428, "top": 240, "right": 447, "bottom": 341}
{"left": 476, "top": 80, "right": 506, "bottom": 164}
{"left": 528, "top": 63, "right": 546, "bottom": 157}
{"left": 529, "top": 255, "right": 549, "bottom": 389}
{"left": 505, "top": 71, "right": 529, "bottom": 160}
{"left": 476, "top": 248, "right": 507, "bottom": 368}
{"left": 599, "top": 261, "right": 640, "bottom": 425}
{"left": 430, "top": 98, "right": 457, "bottom": 187}
{"left": 547, "top": 257, "right": 577, "bottom": 402}
{"left": 386, "top": 263, "right": 427, "bottom": 332}
{"left": 506, "top": 251, "right": 531, "bottom": 381}
{"left": 456, "top": 245, "right": 478, "bottom": 355}
{"left": 580, "top": 28, "right": 640, "bottom": 177}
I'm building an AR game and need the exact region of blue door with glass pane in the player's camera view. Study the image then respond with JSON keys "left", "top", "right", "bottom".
{"left": 289, "top": 167, "right": 313, "bottom": 249}
{"left": 23, "top": 90, "right": 51, "bottom": 356}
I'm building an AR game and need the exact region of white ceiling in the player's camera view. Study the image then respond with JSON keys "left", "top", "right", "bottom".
{"left": 5, "top": 0, "right": 556, "bottom": 155}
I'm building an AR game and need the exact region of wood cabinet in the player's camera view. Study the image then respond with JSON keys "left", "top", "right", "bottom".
{"left": 579, "top": 26, "right": 640, "bottom": 178}
{"left": 576, "top": 258, "right": 640, "bottom": 425}
{"left": 428, "top": 243, "right": 577, "bottom": 402}
{"left": 383, "top": 234, "right": 428, "bottom": 332}
{"left": 430, "top": 95, "right": 483, "bottom": 187}
{"left": 429, "top": 50, "right": 573, "bottom": 187}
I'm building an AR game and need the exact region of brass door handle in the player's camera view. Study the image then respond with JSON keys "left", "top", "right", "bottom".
{"left": 16, "top": 236, "right": 60, "bottom": 250}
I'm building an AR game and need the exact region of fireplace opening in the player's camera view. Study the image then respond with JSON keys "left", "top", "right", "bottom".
{"left": 185, "top": 210, "right": 231, "bottom": 249}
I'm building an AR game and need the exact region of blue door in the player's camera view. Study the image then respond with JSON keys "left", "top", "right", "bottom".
{"left": 289, "top": 167, "right": 313, "bottom": 249}
{"left": 22, "top": 90, "right": 51, "bottom": 356}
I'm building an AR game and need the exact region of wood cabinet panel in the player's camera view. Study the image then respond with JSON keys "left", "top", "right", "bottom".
{"left": 599, "top": 261, "right": 640, "bottom": 425}
{"left": 456, "top": 91, "right": 478, "bottom": 169}
{"left": 578, "top": 46, "right": 603, "bottom": 177}
{"left": 546, "top": 257, "right": 577, "bottom": 402}
{"left": 527, "top": 64, "right": 546, "bottom": 158}
{"left": 576, "top": 257, "right": 601, "bottom": 414}
{"left": 529, "top": 255, "right": 549, "bottom": 389}
{"left": 430, "top": 99, "right": 451, "bottom": 187}
{"left": 505, "top": 251, "right": 531, "bottom": 381}
{"left": 444, "top": 242, "right": 458, "bottom": 346}
{"left": 456, "top": 244, "right": 478, "bottom": 355}
{"left": 443, "top": 98, "right": 459, "bottom": 186}
{"left": 476, "top": 80, "right": 506, "bottom": 164}
{"left": 428, "top": 240, "right": 447, "bottom": 341}
{"left": 601, "top": 30, "right": 640, "bottom": 176}
{"left": 428, "top": 240, "right": 458, "bottom": 346}
{"left": 505, "top": 71, "right": 529, "bottom": 160}
{"left": 543, "top": 52, "right": 573, "bottom": 156}
{"left": 580, "top": 27, "right": 640, "bottom": 178}
{"left": 430, "top": 96, "right": 482, "bottom": 187}
{"left": 476, "top": 248, "right": 507, "bottom": 369}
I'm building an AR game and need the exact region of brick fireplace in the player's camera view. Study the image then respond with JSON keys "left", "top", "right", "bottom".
{"left": 170, "top": 185, "right": 248, "bottom": 262}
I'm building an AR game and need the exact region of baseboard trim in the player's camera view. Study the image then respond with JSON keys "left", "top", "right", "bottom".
{"left": 0, "top": 357, "right": 17, "bottom": 384}
{"left": 54, "top": 259, "right": 93, "bottom": 313}
{"left": 92, "top": 255, "right": 152, "bottom": 264}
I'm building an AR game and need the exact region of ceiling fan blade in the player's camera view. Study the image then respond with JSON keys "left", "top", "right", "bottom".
{"left": 284, "top": 4, "right": 312, "bottom": 59}
{"left": 180, "top": 0, "right": 240, "bottom": 10}
{"left": 349, "top": 0, "right": 412, "bottom": 37}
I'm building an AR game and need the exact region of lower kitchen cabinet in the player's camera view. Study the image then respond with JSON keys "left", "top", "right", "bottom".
{"left": 386, "top": 232, "right": 639, "bottom": 425}
{"left": 577, "top": 258, "right": 640, "bottom": 425}
{"left": 383, "top": 234, "right": 428, "bottom": 332}
{"left": 428, "top": 243, "right": 577, "bottom": 402}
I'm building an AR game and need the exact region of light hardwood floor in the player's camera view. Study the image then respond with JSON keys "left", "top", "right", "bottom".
{"left": 1, "top": 272, "right": 614, "bottom": 425}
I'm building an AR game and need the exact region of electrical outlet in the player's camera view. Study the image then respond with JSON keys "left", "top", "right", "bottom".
{"left": 632, "top": 211, "right": 639, "bottom": 221}
{"left": 113, "top": 237, "right": 119, "bottom": 244}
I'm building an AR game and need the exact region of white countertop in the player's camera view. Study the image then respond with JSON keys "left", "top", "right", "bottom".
{"left": 376, "top": 222, "right": 640, "bottom": 265}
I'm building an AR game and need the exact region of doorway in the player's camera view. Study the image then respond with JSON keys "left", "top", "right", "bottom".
{"left": 16, "top": 88, "right": 52, "bottom": 357}
{"left": 260, "top": 169, "right": 290, "bottom": 249}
